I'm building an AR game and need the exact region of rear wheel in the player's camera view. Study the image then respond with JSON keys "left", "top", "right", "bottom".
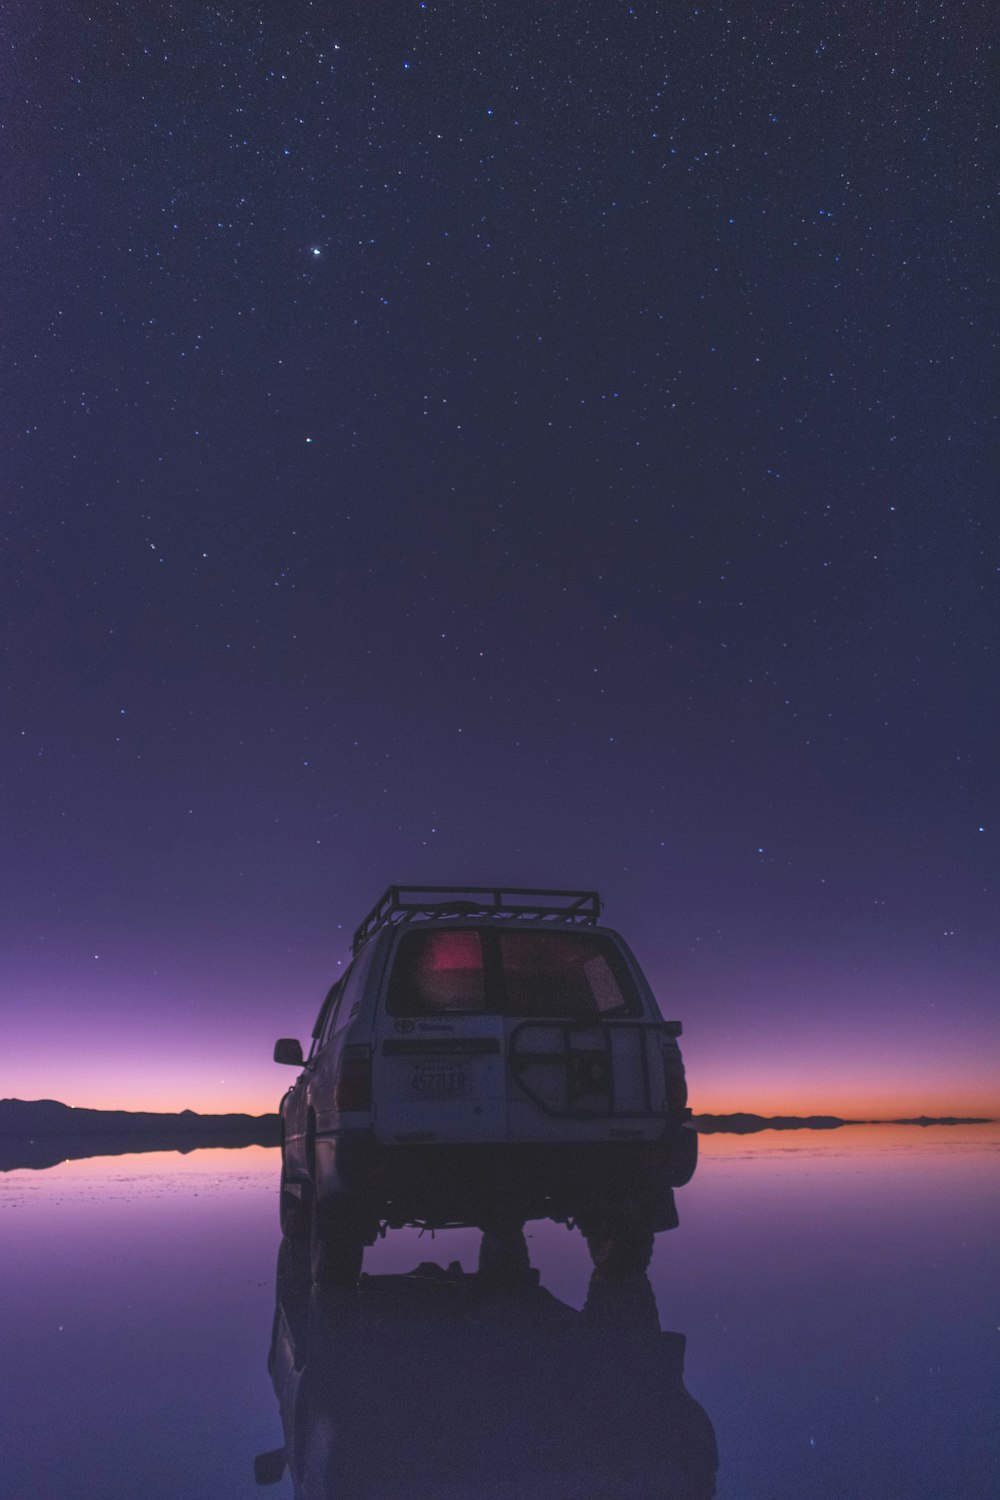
{"left": 585, "top": 1209, "right": 655, "bottom": 1277}
{"left": 310, "top": 1197, "right": 365, "bottom": 1286}
{"left": 666, "top": 1125, "right": 699, "bottom": 1187}
{"left": 477, "top": 1224, "right": 531, "bottom": 1286}
{"left": 279, "top": 1158, "right": 310, "bottom": 1238}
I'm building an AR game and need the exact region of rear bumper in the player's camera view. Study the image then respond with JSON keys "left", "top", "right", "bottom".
{"left": 312, "top": 1120, "right": 697, "bottom": 1231}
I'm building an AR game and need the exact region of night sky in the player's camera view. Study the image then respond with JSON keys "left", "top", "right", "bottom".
{"left": 3, "top": 2, "right": 996, "bottom": 1118}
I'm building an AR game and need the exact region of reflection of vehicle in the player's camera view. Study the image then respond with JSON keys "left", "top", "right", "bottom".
{"left": 274, "top": 887, "right": 697, "bottom": 1283}
{"left": 255, "top": 1237, "right": 718, "bottom": 1498}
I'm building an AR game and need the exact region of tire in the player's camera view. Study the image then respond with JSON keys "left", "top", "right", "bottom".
{"left": 667, "top": 1125, "right": 699, "bottom": 1188}
{"left": 279, "top": 1159, "right": 310, "bottom": 1238}
{"left": 310, "top": 1196, "right": 365, "bottom": 1287}
{"left": 585, "top": 1212, "right": 655, "bottom": 1277}
{"left": 477, "top": 1225, "right": 531, "bottom": 1286}
{"left": 582, "top": 1266, "right": 660, "bottom": 1329}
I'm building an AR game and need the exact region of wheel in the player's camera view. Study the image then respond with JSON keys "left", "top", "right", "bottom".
{"left": 279, "top": 1159, "right": 310, "bottom": 1238}
{"left": 582, "top": 1266, "right": 659, "bottom": 1329}
{"left": 666, "top": 1125, "right": 698, "bottom": 1187}
{"left": 310, "top": 1196, "right": 365, "bottom": 1286}
{"left": 477, "top": 1224, "right": 531, "bottom": 1286}
{"left": 585, "top": 1210, "right": 655, "bottom": 1277}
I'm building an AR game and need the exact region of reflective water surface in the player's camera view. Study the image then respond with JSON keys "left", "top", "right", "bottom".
{"left": 2, "top": 1127, "right": 996, "bottom": 1498}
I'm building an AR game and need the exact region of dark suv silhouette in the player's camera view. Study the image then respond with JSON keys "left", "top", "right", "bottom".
{"left": 274, "top": 886, "right": 697, "bottom": 1283}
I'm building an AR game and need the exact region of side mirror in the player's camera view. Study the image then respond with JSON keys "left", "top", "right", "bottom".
{"left": 273, "top": 1037, "right": 304, "bottom": 1067}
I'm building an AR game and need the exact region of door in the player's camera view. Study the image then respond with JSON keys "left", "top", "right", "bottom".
{"left": 496, "top": 927, "right": 664, "bottom": 1142}
{"left": 371, "top": 926, "right": 507, "bottom": 1144}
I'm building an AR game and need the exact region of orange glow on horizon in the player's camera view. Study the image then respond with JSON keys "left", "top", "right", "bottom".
{"left": 696, "top": 1094, "right": 999, "bottom": 1118}
{"left": 688, "top": 1090, "right": 1000, "bottom": 1120}
{"left": 29, "top": 1144, "right": 280, "bottom": 1177}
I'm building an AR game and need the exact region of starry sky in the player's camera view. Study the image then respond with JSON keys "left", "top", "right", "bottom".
{"left": 3, "top": 2, "right": 996, "bottom": 1117}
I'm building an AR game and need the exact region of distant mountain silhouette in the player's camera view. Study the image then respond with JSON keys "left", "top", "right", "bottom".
{"left": 1, "top": 1097, "right": 280, "bottom": 1136}
{"left": 691, "top": 1112, "right": 992, "bottom": 1133}
{"left": 0, "top": 1098, "right": 280, "bottom": 1170}
{"left": 883, "top": 1115, "right": 993, "bottom": 1127}
{"left": 692, "top": 1113, "right": 848, "bottom": 1133}
{"left": 1, "top": 1099, "right": 990, "bottom": 1171}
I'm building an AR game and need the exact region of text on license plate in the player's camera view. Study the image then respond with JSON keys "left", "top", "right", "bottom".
{"left": 411, "top": 1066, "right": 468, "bottom": 1099}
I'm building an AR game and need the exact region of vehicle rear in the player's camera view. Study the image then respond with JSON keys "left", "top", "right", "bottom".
{"left": 370, "top": 918, "right": 690, "bottom": 1152}
{"left": 286, "top": 887, "right": 697, "bottom": 1281}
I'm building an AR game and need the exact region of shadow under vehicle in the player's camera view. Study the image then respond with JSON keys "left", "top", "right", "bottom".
{"left": 255, "top": 1235, "right": 718, "bottom": 1498}
{"left": 274, "top": 886, "right": 698, "bottom": 1284}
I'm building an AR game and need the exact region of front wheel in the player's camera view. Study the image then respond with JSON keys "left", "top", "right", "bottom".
{"left": 310, "top": 1196, "right": 365, "bottom": 1286}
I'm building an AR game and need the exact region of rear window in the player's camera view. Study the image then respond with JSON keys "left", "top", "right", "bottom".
{"left": 387, "top": 929, "right": 487, "bottom": 1015}
{"left": 497, "top": 931, "right": 636, "bottom": 1017}
{"left": 386, "top": 927, "right": 639, "bottom": 1018}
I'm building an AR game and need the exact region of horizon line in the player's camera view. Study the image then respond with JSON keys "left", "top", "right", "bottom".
{"left": 3, "top": 1097, "right": 995, "bottom": 1125}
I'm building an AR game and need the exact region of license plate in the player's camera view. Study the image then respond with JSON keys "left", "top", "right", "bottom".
{"left": 410, "top": 1065, "right": 468, "bottom": 1100}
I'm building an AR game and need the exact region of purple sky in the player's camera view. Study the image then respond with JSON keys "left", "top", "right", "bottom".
{"left": 2, "top": 2, "right": 996, "bottom": 1116}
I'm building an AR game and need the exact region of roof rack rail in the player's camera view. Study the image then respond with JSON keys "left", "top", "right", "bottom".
{"left": 351, "top": 885, "right": 602, "bottom": 955}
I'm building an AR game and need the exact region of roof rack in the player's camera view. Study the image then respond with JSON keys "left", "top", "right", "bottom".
{"left": 351, "top": 885, "right": 602, "bottom": 955}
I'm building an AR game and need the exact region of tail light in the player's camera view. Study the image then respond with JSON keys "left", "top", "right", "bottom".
{"left": 334, "top": 1045, "right": 372, "bottom": 1111}
{"left": 662, "top": 1044, "right": 688, "bottom": 1111}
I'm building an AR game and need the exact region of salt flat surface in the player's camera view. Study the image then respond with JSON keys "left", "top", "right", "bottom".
{"left": 1, "top": 1128, "right": 996, "bottom": 1498}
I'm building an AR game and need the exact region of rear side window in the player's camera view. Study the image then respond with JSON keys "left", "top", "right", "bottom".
{"left": 387, "top": 929, "right": 487, "bottom": 1015}
{"left": 313, "top": 935, "right": 385, "bottom": 1046}
{"left": 315, "top": 978, "right": 345, "bottom": 1050}
{"left": 386, "top": 928, "right": 638, "bottom": 1017}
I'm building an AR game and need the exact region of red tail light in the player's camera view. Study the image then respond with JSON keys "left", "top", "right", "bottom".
{"left": 662, "top": 1047, "right": 688, "bottom": 1111}
{"left": 334, "top": 1045, "right": 372, "bottom": 1111}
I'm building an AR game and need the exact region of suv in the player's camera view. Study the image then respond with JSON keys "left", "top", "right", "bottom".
{"left": 274, "top": 886, "right": 697, "bottom": 1284}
